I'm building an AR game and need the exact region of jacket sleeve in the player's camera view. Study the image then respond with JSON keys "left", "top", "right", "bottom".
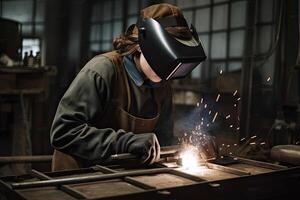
{"left": 154, "top": 84, "right": 175, "bottom": 146}
{"left": 50, "top": 56, "right": 135, "bottom": 162}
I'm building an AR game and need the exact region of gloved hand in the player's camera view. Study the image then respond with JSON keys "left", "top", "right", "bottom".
{"left": 116, "top": 132, "right": 160, "bottom": 165}
{"left": 127, "top": 133, "right": 161, "bottom": 165}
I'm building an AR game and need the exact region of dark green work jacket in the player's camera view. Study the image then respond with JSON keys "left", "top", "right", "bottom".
{"left": 50, "top": 51, "right": 174, "bottom": 170}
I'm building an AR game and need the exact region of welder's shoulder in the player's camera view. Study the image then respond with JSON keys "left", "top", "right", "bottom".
{"left": 80, "top": 55, "right": 117, "bottom": 80}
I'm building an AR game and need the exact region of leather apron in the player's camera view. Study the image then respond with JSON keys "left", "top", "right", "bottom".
{"left": 52, "top": 51, "right": 166, "bottom": 171}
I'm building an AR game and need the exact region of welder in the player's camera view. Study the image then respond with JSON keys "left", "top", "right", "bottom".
{"left": 50, "top": 3, "right": 206, "bottom": 171}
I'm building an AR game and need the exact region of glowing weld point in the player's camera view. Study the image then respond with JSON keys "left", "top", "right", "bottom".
{"left": 267, "top": 77, "right": 271, "bottom": 82}
{"left": 179, "top": 146, "right": 200, "bottom": 170}
{"left": 233, "top": 90, "right": 238, "bottom": 96}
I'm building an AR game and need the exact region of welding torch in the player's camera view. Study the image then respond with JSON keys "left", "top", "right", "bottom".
{"left": 105, "top": 145, "right": 180, "bottom": 165}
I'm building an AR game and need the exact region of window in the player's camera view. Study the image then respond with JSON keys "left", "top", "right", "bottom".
{"left": 89, "top": 0, "right": 148, "bottom": 56}
{"left": 1, "top": 0, "right": 46, "bottom": 63}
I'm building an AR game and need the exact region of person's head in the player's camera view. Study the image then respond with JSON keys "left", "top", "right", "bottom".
{"left": 113, "top": 3, "right": 206, "bottom": 83}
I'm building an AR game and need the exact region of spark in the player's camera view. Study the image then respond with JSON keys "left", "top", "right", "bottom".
{"left": 236, "top": 127, "right": 240, "bottom": 130}
{"left": 212, "top": 112, "right": 218, "bottom": 123}
{"left": 201, "top": 98, "right": 203, "bottom": 104}
{"left": 233, "top": 90, "right": 238, "bottom": 96}
{"left": 204, "top": 104, "right": 207, "bottom": 108}
{"left": 234, "top": 143, "right": 237, "bottom": 146}
{"left": 229, "top": 125, "right": 233, "bottom": 128}
{"left": 207, "top": 124, "right": 210, "bottom": 127}
{"left": 250, "top": 135, "right": 257, "bottom": 139}
{"left": 216, "top": 94, "right": 221, "bottom": 102}
{"left": 226, "top": 115, "right": 231, "bottom": 119}
{"left": 234, "top": 104, "right": 237, "bottom": 107}
{"left": 260, "top": 142, "right": 266, "bottom": 145}
{"left": 229, "top": 152, "right": 233, "bottom": 155}
{"left": 222, "top": 143, "right": 225, "bottom": 146}
{"left": 296, "top": 141, "right": 299, "bottom": 145}
{"left": 250, "top": 142, "right": 256, "bottom": 145}
{"left": 209, "top": 110, "right": 212, "bottom": 115}
{"left": 240, "top": 137, "right": 246, "bottom": 142}
{"left": 220, "top": 69, "right": 223, "bottom": 74}
{"left": 267, "top": 77, "right": 271, "bottom": 82}
{"left": 237, "top": 97, "right": 241, "bottom": 101}
{"left": 227, "top": 145, "right": 230, "bottom": 148}
{"left": 197, "top": 102, "right": 200, "bottom": 107}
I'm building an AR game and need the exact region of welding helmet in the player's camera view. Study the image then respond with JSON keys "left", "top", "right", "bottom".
{"left": 136, "top": 16, "right": 206, "bottom": 80}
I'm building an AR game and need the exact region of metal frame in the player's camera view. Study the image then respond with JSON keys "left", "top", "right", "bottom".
{"left": 1, "top": 163, "right": 300, "bottom": 200}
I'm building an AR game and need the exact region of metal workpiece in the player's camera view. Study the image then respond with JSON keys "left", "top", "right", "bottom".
{"left": 1, "top": 145, "right": 300, "bottom": 200}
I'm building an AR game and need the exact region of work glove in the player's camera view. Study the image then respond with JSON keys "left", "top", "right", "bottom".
{"left": 116, "top": 132, "right": 160, "bottom": 165}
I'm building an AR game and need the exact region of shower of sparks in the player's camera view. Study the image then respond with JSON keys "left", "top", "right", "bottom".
{"left": 267, "top": 77, "right": 271, "bottom": 82}
{"left": 220, "top": 69, "right": 223, "bottom": 74}
{"left": 216, "top": 94, "right": 221, "bottom": 102}
{"left": 212, "top": 112, "right": 218, "bottom": 123}
{"left": 226, "top": 115, "right": 231, "bottom": 119}
{"left": 233, "top": 90, "right": 238, "bottom": 96}
{"left": 201, "top": 98, "right": 203, "bottom": 104}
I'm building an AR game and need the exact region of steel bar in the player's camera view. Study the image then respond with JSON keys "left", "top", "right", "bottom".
{"left": 12, "top": 168, "right": 172, "bottom": 189}
{"left": 236, "top": 157, "right": 287, "bottom": 170}
{"left": 31, "top": 169, "right": 87, "bottom": 199}
{"left": 171, "top": 170, "right": 206, "bottom": 182}
{"left": 123, "top": 177, "right": 156, "bottom": 190}
{"left": 0, "top": 155, "right": 52, "bottom": 164}
{"left": 206, "top": 163, "right": 251, "bottom": 176}
{"left": 94, "top": 165, "right": 157, "bottom": 190}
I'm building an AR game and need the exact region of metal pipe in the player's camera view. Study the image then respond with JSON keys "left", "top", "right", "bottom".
{"left": 0, "top": 155, "right": 52, "bottom": 164}
{"left": 11, "top": 168, "right": 172, "bottom": 189}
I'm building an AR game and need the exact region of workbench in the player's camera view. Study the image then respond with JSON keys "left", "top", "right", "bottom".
{"left": 0, "top": 146, "right": 299, "bottom": 200}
